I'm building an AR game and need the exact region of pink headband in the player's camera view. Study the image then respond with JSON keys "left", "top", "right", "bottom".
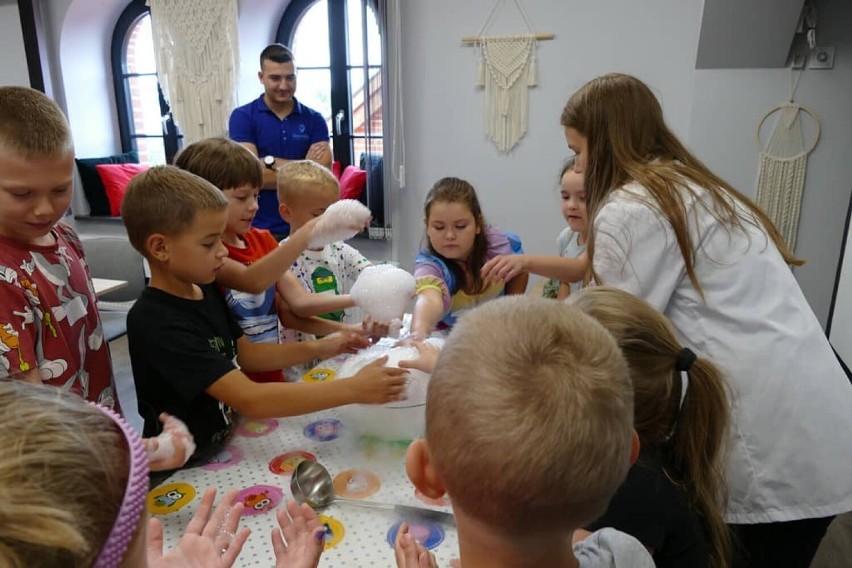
{"left": 89, "top": 403, "right": 150, "bottom": 568}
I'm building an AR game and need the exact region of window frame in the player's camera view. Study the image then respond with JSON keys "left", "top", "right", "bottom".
{"left": 111, "top": 0, "right": 182, "bottom": 164}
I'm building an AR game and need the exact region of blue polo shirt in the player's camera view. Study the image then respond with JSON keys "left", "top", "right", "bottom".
{"left": 228, "top": 95, "right": 330, "bottom": 235}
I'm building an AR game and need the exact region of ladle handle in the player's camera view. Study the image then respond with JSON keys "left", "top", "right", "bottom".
{"left": 334, "top": 498, "right": 455, "bottom": 525}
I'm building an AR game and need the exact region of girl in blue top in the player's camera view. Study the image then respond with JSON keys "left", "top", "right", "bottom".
{"left": 410, "top": 177, "right": 526, "bottom": 338}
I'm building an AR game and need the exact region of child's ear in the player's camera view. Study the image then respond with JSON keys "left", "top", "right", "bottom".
{"left": 146, "top": 234, "right": 169, "bottom": 262}
{"left": 405, "top": 439, "right": 446, "bottom": 499}
{"left": 629, "top": 429, "right": 641, "bottom": 466}
{"left": 279, "top": 203, "right": 293, "bottom": 223}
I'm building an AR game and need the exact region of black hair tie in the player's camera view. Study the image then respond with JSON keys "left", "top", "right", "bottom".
{"left": 675, "top": 347, "right": 697, "bottom": 372}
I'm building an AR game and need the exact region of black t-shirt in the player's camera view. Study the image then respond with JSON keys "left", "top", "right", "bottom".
{"left": 128, "top": 284, "right": 243, "bottom": 460}
{"left": 587, "top": 452, "right": 710, "bottom": 568}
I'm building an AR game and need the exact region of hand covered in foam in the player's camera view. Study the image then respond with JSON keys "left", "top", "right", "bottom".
{"left": 308, "top": 199, "right": 371, "bottom": 249}
{"left": 350, "top": 264, "right": 416, "bottom": 323}
{"left": 145, "top": 413, "right": 196, "bottom": 471}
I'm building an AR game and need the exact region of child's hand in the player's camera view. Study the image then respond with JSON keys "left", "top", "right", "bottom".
{"left": 360, "top": 315, "right": 391, "bottom": 342}
{"left": 271, "top": 500, "right": 325, "bottom": 568}
{"left": 349, "top": 355, "right": 408, "bottom": 404}
{"left": 394, "top": 522, "right": 438, "bottom": 568}
{"left": 398, "top": 341, "right": 440, "bottom": 374}
{"left": 481, "top": 254, "right": 527, "bottom": 285}
{"left": 316, "top": 332, "right": 371, "bottom": 360}
{"left": 145, "top": 413, "right": 196, "bottom": 472}
{"left": 147, "top": 488, "right": 250, "bottom": 568}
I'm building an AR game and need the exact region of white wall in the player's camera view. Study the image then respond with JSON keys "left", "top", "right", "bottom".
{"left": 688, "top": 0, "right": 852, "bottom": 324}
{"left": 0, "top": 0, "right": 31, "bottom": 87}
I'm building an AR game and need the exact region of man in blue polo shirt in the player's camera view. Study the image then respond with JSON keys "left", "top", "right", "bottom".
{"left": 229, "top": 43, "right": 332, "bottom": 240}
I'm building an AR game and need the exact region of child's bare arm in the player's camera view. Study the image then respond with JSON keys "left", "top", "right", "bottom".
{"left": 236, "top": 334, "right": 369, "bottom": 372}
{"left": 215, "top": 219, "right": 318, "bottom": 294}
{"left": 409, "top": 288, "right": 444, "bottom": 340}
{"left": 556, "top": 281, "right": 572, "bottom": 300}
{"left": 505, "top": 270, "right": 529, "bottom": 295}
{"left": 205, "top": 357, "right": 407, "bottom": 418}
{"left": 277, "top": 272, "right": 355, "bottom": 317}
{"left": 482, "top": 252, "right": 587, "bottom": 285}
{"left": 277, "top": 299, "right": 356, "bottom": 337}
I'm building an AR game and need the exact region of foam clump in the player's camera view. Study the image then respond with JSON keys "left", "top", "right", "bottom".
{"left": 350, "top": 264, "right": 415, "bottom": 322}
{"left": 337, "top": 342, "right": 440, "bottom": 442}
{"left": 309, "top": 199, "right": 372, "bottom": 248}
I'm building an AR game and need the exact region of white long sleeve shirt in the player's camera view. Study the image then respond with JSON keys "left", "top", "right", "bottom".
{"left": 593, "top": 181, "right": 852, "bottom": 524}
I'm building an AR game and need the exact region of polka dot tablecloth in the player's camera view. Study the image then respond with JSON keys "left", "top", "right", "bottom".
{"left": 149, "top": 354, "right": 458, "bottom": 567}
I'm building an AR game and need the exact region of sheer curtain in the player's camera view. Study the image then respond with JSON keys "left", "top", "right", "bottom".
{"left": 146, "top": 0, "right": 239, "bottom": 144}
{"left": 377, "top": 0, "right": 404, "bottom": 258}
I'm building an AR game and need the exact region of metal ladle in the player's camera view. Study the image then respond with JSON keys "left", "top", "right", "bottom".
{"left": 290, "top": 459, "right": 455, "bottom": 525}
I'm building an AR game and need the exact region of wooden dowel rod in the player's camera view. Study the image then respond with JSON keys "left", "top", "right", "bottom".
{"left": 461, "top": 32, "right": 555, "bottom": 43}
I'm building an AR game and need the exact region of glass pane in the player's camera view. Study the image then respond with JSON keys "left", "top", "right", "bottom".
{"left": 133, "top": 136, "right": 167, "bottom": 166}
{"left": 126, "top": 14, "right": 157, "bottom": 74}
{"left": 348, "top": 67, "right": 383, "bottom": 139}
{"left": 347, "top": 1, "right": 382, "bottom": 66}
{"left": 292, "top": 1, "right": 330, "bottom": 68}
{"left": 127, "top": 75, "right": 164, "bottom": 137}
{"left": 352, "top": 137, "right": 383, "bottom": 165}
{"left": 295, "top": 68, "right": 332, "bottom": 127}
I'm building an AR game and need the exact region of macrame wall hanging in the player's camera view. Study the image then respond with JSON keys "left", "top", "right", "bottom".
{"left": 147, "top": 0, "right": 239, "bottom": 144}
{"left": 754, "top": 68, "right": 820, "bottom": 252}
{"left": 462, "top": 0, "right": 553, "bottom": 153}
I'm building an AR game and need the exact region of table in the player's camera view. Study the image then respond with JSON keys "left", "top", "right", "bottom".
{"left": 92, "top": 277, "right": 128, "bottom": 297}
{"left": 148, "top": 352, "right": 459, "bottom": 567}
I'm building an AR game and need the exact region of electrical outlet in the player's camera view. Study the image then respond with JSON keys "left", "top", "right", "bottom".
{"left": 808, "top": 47, "right": 835, "bottom": 69}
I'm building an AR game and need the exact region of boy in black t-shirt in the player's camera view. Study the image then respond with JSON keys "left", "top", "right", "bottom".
{"left": 123, "top": 166, "right": 407, "bottom": 462}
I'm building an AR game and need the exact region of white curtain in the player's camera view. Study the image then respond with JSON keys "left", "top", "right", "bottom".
{"left": 147, "top": 0, "right": 240, "bottom": 144}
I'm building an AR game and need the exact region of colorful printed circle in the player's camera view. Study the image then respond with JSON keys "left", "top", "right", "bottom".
{"left": 235, "top": 484, "right": 283, "bottom": 516}
{"left": 303, "top": 367, "right": 336, "bottom": 383}
{"left": 414, "top": 488, "right": 450, "bottom": 507}
{"left": 201, "top": 444, "right": 244, "bottom": 471}
{"left": 333, "top": 469, "right": 382, "bottom": 499}
{"left": 147, "top": 482, "right": 197, "bottom": 515}
{"left": 304, "top": 418, "right": 342, "bottom": 442}
{"left": 268, "top": 450, "right": 317, "bottom": 475}
{"left": 236, "top": 417, "right": 279, "bottom": 438}
{"left": 318, "top": 515, "right": 345, "bottom": 550}
{"left": 387, "top": 520, "right": 445, "bottom": 550}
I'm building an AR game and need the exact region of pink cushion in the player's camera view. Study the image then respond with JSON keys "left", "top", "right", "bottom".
{"left": 339, "top": 165, "right": 366, "bottom": 200}
{"left": 331, "top": 160, "right": 342, "bottom": 179}
{"left": 95, "top": 163, "right": 149, "bottom": 216}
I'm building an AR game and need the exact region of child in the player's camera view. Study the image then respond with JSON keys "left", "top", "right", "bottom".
{"left": 409, "top": 177, "right": 527, "bottom": 339}
{"left": 174, "top": 138, "right": 367, "bottom": 383}
{"left": 561, "top": 73, "right": 852, "bottom": 568}
{"left": 278, "top": 160, "right": 371, "bottom": 324}
{"left": 572, "top": 287, "right": 731, "bottom": 567}
{"left": 122, "top": 166, "right": 407, "bottom": 462}
{"left": 276, "top": 160, "right": 375, "bottom": 376}
{"left": 482, "top": 158, "right": 588, "bottom": 299}
{"left": 0, "top": 378, "right": 328, "bottom": 567}
{"left": 397, "top": 296, "right": 653, "bottom": 567}
{"left": 0, "top": 86, "right": 115, "bottom": 408}
{"left": 0, "top": 86, "right": 192, "bottom": 472}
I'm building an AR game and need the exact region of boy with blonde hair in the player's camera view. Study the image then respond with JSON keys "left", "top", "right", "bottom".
{"left": 277, "top": 160, "right": 373, "bottom": 376}
{"left": 397, "top": 296, "right": 654, "bottom": 567}
{"left": 174, "top": 138, "right": 364, "bottom": 383}
{"left": 0, "top": 86, "right": 115, "bottom": 407}
{"left": 123, "top": 166, "right": 407, "bottom": 461}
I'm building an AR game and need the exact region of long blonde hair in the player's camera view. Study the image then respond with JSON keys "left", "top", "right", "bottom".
{"left": 0, "top": 380, "right": 130, "bottom": 567}
{"left": 571, "top": 287, "right": 731, "bottom": 568}
{"left": 560, "top": 73, "right": 802, "bottom": 295}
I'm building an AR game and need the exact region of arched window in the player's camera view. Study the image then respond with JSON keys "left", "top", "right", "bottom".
{"left": 278, "top": 0, "right": 387, "bottom": 234}
{"left": 111, "top": 0, "right": 182, "bottom": 164}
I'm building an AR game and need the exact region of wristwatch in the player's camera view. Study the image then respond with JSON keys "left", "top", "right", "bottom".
{"left": 263, "top": 155, "right": 276, "bottom": 171}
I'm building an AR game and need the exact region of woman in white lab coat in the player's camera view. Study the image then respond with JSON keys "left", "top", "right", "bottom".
{"left": 560, "top": 73, "right": 852, "bottom": 568}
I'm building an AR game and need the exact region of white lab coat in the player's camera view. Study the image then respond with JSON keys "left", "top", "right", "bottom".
{"left": 592, "top": 181, "right": 852, "bottom": 524}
